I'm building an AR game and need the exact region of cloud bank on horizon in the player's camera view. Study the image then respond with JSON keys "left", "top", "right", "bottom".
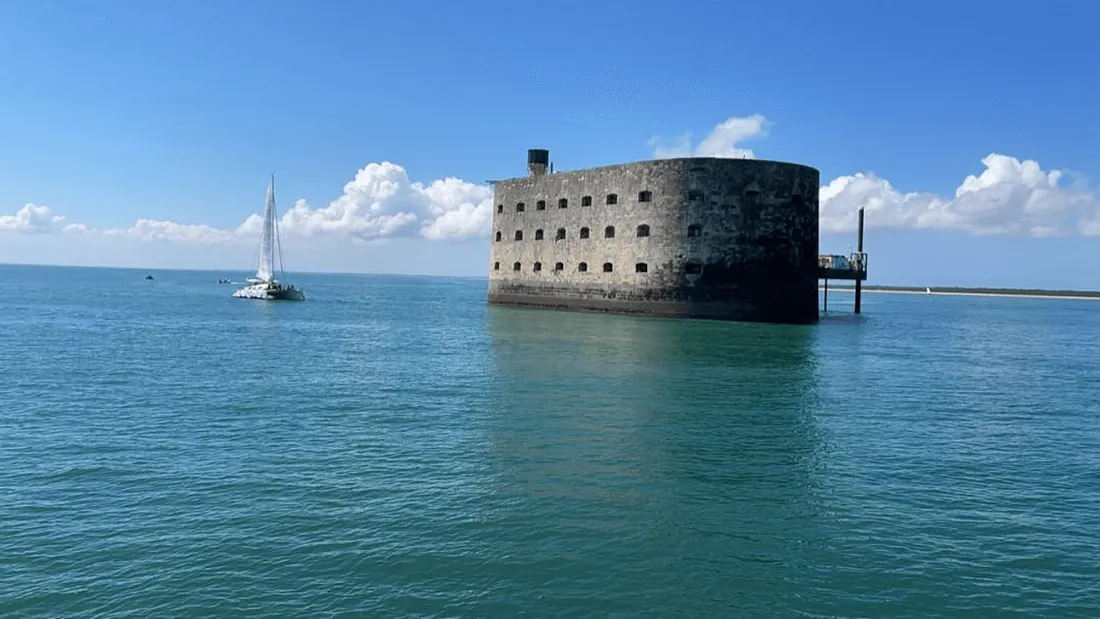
{"left": 648, "top": 116, "right": 1100, "bottom": 238}
{"left": 1, "top": 163, "right": 495, "bottom": 246}
{"left": 4, "top": 115, "right": 1100, "bottom": 244}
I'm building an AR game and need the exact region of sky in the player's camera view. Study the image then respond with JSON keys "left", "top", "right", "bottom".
{"left": 1, "top": 0, "right": 1098, "bottom": 289}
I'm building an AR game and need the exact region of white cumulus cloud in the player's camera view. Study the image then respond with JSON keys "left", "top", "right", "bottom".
{"left": 271, "top": 162, "right": 491, "bottom": 242}
{"left": 648, "top": 114, "right": 770, "bottom": 159}
{"left": 109, "top": 219, "right": 240, "bottom": 244}
{"left": 0, "top": 203, "right": 83, "bottom": 233}
{"left": 0, "top": 162, "right": 493, "bottom": 246}
{"left": 644, "top": 114, "right": 1100, "bottom": 238}
{"left": 820, "top": 153, "right": 1100, "bottom": 237}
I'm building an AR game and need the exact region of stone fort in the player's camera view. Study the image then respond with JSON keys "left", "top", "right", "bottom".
{"left": 487, "top": 149, "right": 821, "bottom": 324}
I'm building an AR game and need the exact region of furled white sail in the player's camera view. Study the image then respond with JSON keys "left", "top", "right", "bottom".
{"left": 255, "top": 176, "right": 276, "bottom": 283}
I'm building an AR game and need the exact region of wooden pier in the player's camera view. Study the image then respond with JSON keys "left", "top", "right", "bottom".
{"left": 818, "top": 207, "right": 868, "bottom": 313}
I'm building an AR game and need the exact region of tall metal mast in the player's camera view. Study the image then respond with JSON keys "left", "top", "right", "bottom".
{"left": 270, "top": 174, "right": 276, "bottom": 281}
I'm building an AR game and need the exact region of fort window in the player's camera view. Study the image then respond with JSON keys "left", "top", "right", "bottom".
{"left": 581, "top": 195, "right": 592, "bottom": 206}
{"left": 688, "top": 224, "right": 701, "bottom": 237}
{"left": 636, "top": 224, "right": 650, "bottom": 237}
{"left": 494, "top": 262, "right": 500, "bottom": 271}
{"left": 534, "top": 262, "right": 542, "bottom": 272}
{"left": 497, "top": 204, "right": 503, "bottom": 213}
{"left": 791, "top": 195, "right": 805, "bottom": 207}
{"left": 602, "top": 262, "right": 613, "bottom": 273}
{"left": 688, "top": 190, "right": 704, "bottom": 201}
{"left": 495, "top": 231, "right": 502, "bottom": 242}
{"left": 556, "top": 227, "right": 566, "bottom": 240}
{"left": 516, "top": 202, "right": 525, "bottom": 212}
{"left": 635, "top": 262, "right": 648, "bottom": 273}
{"left": 579, "top": 262, "right": 588, "bottom": 272}
{"left": 638, "top": 190, "right": 652, "bottom": 202}
{"left": 514, "top": 230, "right": 523, "bottom": 241}
{"left": 604, "top": 226, "right": 615, "bottom": 238}
{"left": 579, "top": 227, "right": 590, "bottom": 239}
{"left": 513, "top": 262, "right": 521, "bottom": 271}
{"left": 744, "top": 189, "right": 760, "bottom": 203}
{"left": 606, "top": 193, "right": 618, "bottom": 205}
{"left": 535, "top": 228, "right": 544, "bottom": 240}
{"left": 536, "top": 200, "right": 546, "bottom": 210}
{"left": 558, "top": 198, "right": 568, "bottom": 208}
{"left": 685, "top": 262, "right": 702, "bottom": 275}
{"left": 554, "top": 262, "right": 564, "bottom": 272}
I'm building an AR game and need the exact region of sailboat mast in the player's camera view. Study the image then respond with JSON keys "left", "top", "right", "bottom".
{"left": 269, "top": 173, "right": 277, "bottom": 282}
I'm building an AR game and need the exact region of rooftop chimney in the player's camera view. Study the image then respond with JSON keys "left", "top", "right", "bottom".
{"left": 527, "top": 148, "right": 549, "bottom": 176}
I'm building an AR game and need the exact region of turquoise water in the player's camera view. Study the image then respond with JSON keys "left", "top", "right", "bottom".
{"left": 2, "top": 263, "right": 1098, "bottom": 617}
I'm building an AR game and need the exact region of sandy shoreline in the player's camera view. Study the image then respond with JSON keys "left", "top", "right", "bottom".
{"left": 819, "top": 287, "right": 1100, "bottom": 301}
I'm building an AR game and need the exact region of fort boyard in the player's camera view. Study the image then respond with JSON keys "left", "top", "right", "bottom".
{"left": 487, "top": 148, "right": 821, "bottom": 325}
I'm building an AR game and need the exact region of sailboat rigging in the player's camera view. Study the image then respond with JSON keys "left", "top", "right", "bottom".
{"left": 232, "top": 174, "right": 306, "bottom": 301}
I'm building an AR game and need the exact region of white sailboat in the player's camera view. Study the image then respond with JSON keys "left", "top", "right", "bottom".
{"left": 233, "top": 174, "right": 306, "bottom": 301}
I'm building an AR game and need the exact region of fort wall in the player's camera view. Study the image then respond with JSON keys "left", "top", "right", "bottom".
{"left": 487, "top": 154, "right": 820, "bottom": 324}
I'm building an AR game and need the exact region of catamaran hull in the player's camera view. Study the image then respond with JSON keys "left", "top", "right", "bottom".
{"left": 232, "top": 284, "right": 305, "bottom": 301}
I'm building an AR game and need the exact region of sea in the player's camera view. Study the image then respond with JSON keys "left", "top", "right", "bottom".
{"left": 2, "top": 263, "right": 1098, "bottom": 618}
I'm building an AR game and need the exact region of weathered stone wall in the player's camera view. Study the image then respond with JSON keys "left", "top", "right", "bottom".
{"left": 487, "top": 156, "right": 820, "bottom": 324}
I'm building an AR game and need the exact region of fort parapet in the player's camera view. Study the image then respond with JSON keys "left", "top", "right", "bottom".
{"left": 487, "top": 150, "right": 821, "bottom": 324}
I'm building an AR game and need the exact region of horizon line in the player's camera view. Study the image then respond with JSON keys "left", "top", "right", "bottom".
{"left": 2, "top": 260, "right": 1098, "bottom": 295}
{"left": 0, "top": 260, "right": 487, "bottom": 281}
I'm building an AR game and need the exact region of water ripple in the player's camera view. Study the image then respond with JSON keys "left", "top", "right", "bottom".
{"left": 0, "top": 267, "right": 1098, "bottom": 617}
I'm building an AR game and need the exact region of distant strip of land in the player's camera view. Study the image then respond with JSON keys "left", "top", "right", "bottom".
{"left": 820, "top": 284, "right": 1100, "bottom": 301}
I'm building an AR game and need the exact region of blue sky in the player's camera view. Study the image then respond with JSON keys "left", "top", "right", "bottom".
{"left": 1, "top": 0, "right": 1098, "bottom": 288}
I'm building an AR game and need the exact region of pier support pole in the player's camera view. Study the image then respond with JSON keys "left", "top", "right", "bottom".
{"left": 823, "top": 278, "right": 828, "bottom": 312}
{"left": 854, "top": 207, "right": 865, "bottom": 315}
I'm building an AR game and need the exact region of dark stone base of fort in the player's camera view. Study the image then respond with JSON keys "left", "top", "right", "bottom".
{"left": 488, "top": 282, "right": 818, "bottom": 325}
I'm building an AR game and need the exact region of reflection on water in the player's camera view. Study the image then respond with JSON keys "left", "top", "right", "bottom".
{"left": 482, "top": 306, "right": 836, "bottom": 614}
